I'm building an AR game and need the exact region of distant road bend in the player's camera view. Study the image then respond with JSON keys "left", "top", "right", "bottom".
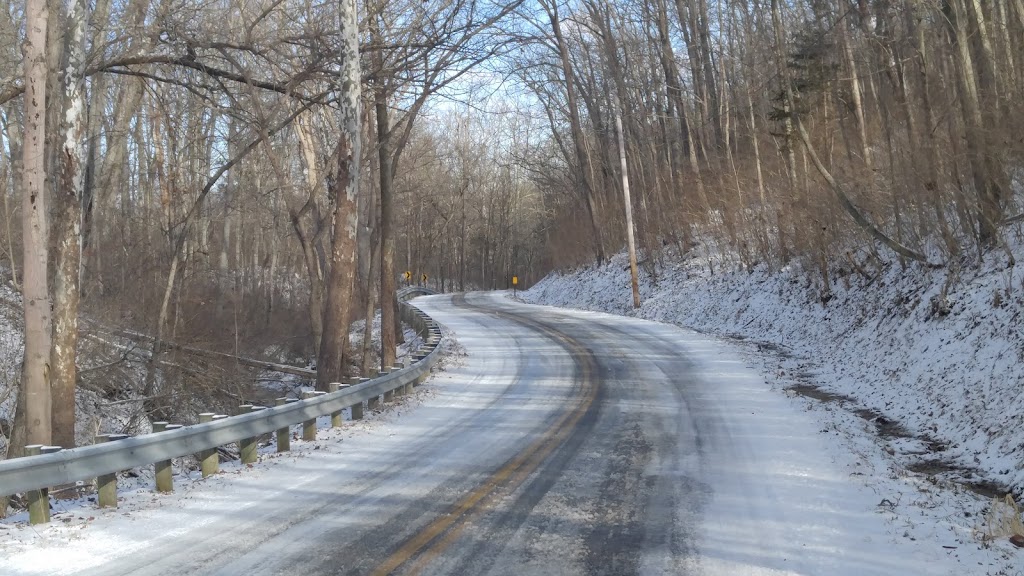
{"left": 67, "top": 291, "right": 902, "bottom": 576}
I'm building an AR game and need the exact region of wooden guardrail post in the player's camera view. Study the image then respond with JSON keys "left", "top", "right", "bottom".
{"left": 301, "top": 391, "right": 317, "bottom": 441}
{"left": 96, "top": 434, "right": 129, "bottom": 507}
{"left": 401, "top": 359, "right": 415, "bottom": 395}
{"left": 238, "top": 405, "right": 258, "bottom": 465}
{"left": 355, "top": 377, "right": 371, "bottom": 415}
{"left": 342, "top": 378, "right": 363, "bottom": 420}
{"left": 393, "top": 367, "right": 405, "bottom": 398}
{"left": 328, "top": 383, "right": 347, "bottom": 427}
{"left": 152, "top": 422, "right": 174, "bottom": 493}
{"left": 414, "top": 351, "right": 430, "bottom": 384}
{"left": 198, "top": 413, "right": 219, "bottom": 477}
{"left": 381, "top": 369, "right": 396, "bottom": 403}
{"left": 368, "top": 368, "right": 385, "bottom": 409}
{"left": 94, "top": 434, "right": 118, "bottom": 508}
{"left": 35, "top": 446, "right": 62, "bottom": 522}
{"left": 24, "top": 445, "right": 49, "bottom": 524}
{"left": 274, "top": 398, "right": 291, "bottom": 452}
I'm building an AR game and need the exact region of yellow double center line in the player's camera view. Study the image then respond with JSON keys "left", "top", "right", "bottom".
{"left": 370, "top": 300, "right": 599, "bottom": 576}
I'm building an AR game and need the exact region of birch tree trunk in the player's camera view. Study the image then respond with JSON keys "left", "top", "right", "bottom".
{"left": 316, "top": 0, "right": 362, "bottom": 389}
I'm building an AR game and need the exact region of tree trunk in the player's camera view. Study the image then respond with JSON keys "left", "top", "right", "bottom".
{"left": 82, "top": 0, "right": 150, "bottom": 288}
{"left": 769, "top": 0, "right": 800, "bottom": 256}
{"left": 316, "top": 0, "right": 362, "bottom": 389}
{"left": 947, "top": 0, "right": 1003, "bottom": 245}
{"left": 50, "top": 0, "right": 90, "bottom": 450}
{"left": 293, "top": 115, "right": 326, "bottom": 356}
{"left": 373, "top": 60, "right": 398, "bottom": 371}
{"left": 361, "top": 225, "right": 380, "bottom": 375}
{"left": 15, "top": 0, "right": 53, "bottom": 454}
{"left": 838, "top": 0, "right": 873, "bottom": 172}
{"left": 543, "top": 0, "right": 605, "bottom": 265}
{"left": 0, "top": 115, "right": 20, "bottom": 292}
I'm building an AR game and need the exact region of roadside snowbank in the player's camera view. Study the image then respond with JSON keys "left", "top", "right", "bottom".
{"left": 522, "top": 247, "right": 1024, "bottom": 494}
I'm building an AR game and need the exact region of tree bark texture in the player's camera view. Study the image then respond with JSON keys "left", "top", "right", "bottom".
{"left": 316, "top": 0, "right": 362, "bottom": 390}
{"left": 50, "top": 0, "right": 91, "bottom": 450}
{"left": 16, "top": 0, "right": 53, "bottom": 451}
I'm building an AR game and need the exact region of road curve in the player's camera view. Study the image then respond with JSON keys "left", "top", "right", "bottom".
{"left": 6, "top": 291, "right": 924, "bottom": 576}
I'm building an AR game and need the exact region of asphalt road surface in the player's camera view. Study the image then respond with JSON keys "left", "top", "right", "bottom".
{"left": 42, "top": 291, "right": 899, "bottom": 576}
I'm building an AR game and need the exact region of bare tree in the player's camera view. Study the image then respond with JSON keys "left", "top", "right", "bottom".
{"left": 316, "top": 0, "right": 362, "bottom": 389}
{"left": 12, "top": 0, "right": 52, "bottom": 454}
{"left": 49, "top": 0, "right": 91, "bottom": 450}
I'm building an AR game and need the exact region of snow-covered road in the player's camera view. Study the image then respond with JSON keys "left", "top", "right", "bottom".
{"left": 1, "top": 292, "right": 982, "bottom": 574}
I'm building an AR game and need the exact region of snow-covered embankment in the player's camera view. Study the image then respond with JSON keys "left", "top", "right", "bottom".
{"left": 522, "top": 249, "right": 1024, "bottom": 494}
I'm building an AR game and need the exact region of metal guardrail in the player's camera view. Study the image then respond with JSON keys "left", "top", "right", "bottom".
{"left": 397, "top": 286, "right": 438, "bottom": 302}
{"left": 0, "top": 301, "right": 444, "bottom": 503}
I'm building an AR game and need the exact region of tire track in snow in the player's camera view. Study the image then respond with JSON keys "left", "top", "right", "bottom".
{"left": 371, "top": 294, "right": 603, "bottom": 576}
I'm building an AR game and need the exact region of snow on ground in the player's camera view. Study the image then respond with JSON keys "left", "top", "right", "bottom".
{"left": 3, "top": 245, "right": 1023, "bottom": 573}
{"left": 0, "top": 398, "right": 436, "bottom": 573}
{"left": 5, "top": 292, "right": 1016, "bottom": 575}
{"left": 636, "top": 316, "right": 1014, "bottom": 575}
{"left": 521, "top": 244, "right": 1024, "bottom": 569}
{"left": 258, "top": 312, "right": 425, "bottom": 400}
{"left": 0, "top": 330, "right": 456, "bottom": 568}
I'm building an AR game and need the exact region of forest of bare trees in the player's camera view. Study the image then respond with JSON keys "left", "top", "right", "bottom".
{"left": 0, "top": 0, "right": 1022, "bottom": 491}
{"left": 519, "top": 0, "right": 1024, "bottom": 282}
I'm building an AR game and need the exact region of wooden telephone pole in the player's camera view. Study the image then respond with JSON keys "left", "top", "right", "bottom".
{"left": 613, "top": 96, "right": 641, "bottom": 309}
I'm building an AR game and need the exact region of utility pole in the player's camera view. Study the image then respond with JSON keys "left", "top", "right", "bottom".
{"left": 613, "top": 96, "right": 641, "bottom": 309}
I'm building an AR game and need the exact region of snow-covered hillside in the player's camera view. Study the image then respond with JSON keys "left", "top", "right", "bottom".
{"left": 522, "top": 245, "right": 1024, "bottom": 495}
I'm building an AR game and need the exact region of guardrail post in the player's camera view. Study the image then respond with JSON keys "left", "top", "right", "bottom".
{"left": 381, "top": 369, "right": 396, "bottom": 403}
{"left": 152, "top": 422, "right": 174, "bottom": 493}
{"left": 36, "top": 446, "right": 62, "bottom": 521}
{"left": 414, "top": 352, "right": 430, "bottom": 384}
{"left": 350, "top": 401, "right": 364, "bottom": 419}
{"left": 301, "top": 391, "right": 317, "bottom": 441}
{"left": 238, "top": 405, "right": 258, "bottom": 465}
{"left": 368, "top": 368, "right": 385, "bottom": 409}
{"left": 328, "top": 383, "right": 347, "bottom": 427}
{"left": 198, "top": 413, "right": 219, "bottom": 477}
{"left": 93, "top": 434, "right": 119, "bottom": 508}
{"left": 392, "top": 367, "right": 405, "bottom": 398}
{"left": 343, "top": 378, "right": 364, "bottom": 420}
{"left": 24, "top": 445, "right": 49, "bottom": 524}
{"left": 400, "top": 360, "right": 415, "bottom": 394}
{"left": 274, "top": 398, "right": 291, "bottom": 452}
